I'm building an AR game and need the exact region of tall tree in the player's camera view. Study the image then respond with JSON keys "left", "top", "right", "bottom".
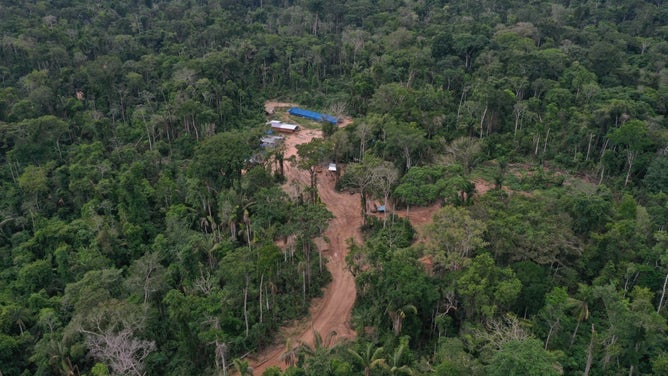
{"left": 486, "top": 338, "right": 562, "bottom": 376}
{"left": 369, "top": 160, "right": 399, "bottom": 227}
{"left": 607, "top": 119, "right": 650, "bottom": 187}
{"left": 423, "top": 205, "right": 487, "bottom": 272}
{"left": 393, "top": 165, "right": 448, "bottom": 213}
{"left": 456, "top": 253, "right": 521, "bottom": 322}
{"left": 288, "top": 202, "right": 333, "bottom": 285}
{"left": 295, "top": 138, "right": 332, "bottom": 203}
{"left": 191, "top": 131, "right": 254, "bottom": 191}
{"left": 340, "top": 154, "right": 383, "bottom": 224}
{"left": 74, "top": 299, "right": 156, "bottom": 376}
{"left": 348, "top": 343, "right": 385, "bottom": 376}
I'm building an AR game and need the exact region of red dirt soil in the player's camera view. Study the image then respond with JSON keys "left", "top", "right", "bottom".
{"left": 472, "top": 178, "right": 496, "bottom": 196}
{"left": 249, "top": 126, "right": 361, "bottom": 375}
{"left": 249, "top": 110, "right": 439, "bottom": 375}
{"left": 264, "top": 101, "right": 299, "bottom": 114}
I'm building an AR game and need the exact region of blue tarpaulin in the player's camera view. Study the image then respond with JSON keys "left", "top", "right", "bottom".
{"left": 289, "top": 107, "right": 338, "bottom": 125}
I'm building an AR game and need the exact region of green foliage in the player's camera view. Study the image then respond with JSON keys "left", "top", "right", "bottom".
{"left": 393, "top": 164, "right": 475, "bottom": 208}
{"left": 191, "top": 131, "right": 255, "bottom": 189}
{"left": 362, "top": 215, "right": 415, "bottom": 250}
{"left": 393, "top": 165, "right": 448, "bottom": 207}
{"left": 457, "top": 253, "right": 522, "bottom": 321}
{"left": 433, "top": 337, "right": 480, "bottom": 375}
{"left": 0, "top": 0, "right": 667, "bottom": 374}
{"left": 91, "top": 363, "right": 110, "bottom": 376}
{"left": 347, "top": 343, "right": 385, "bottom": 376}
{"left": 351, "top": 249, "right": 438, "bottom": 339}
{"left": 591, "top": 284, "right": 667, "bottom": 374}
{"left": 473, "top": 190, "right": 581, "bottom": 268}
{"left": 486, "top": 338, "right": 562, "bottom": 376}
{"left": 644, "top": 155, "right": 668, "bottom": 193}
{"left": 284, "top": 366, "right": 307, "bottom": 376}
{"left": 424, "top": 205, "right": 487, "bottom": 272}
{"left": 511, "top": 261, "right": 553, "bottom": 316}
{"left": 3, "top": 115, "right": 68, "bottom": 165}
{"left": 565, "top": 187, "right": 614, "bottom": 236}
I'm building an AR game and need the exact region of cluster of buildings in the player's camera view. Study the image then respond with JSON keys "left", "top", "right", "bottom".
{"left": 257, "top": 106, "right": 340, "bottom": 173}
{"left": 265, "top": 107, "right": 338, "bottom": 134}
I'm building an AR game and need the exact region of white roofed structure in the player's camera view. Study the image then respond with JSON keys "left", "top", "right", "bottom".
{"left": 266, "top": 120, "right": 299, "bottom": 133}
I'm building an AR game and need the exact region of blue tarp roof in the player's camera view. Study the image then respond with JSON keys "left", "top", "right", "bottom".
{"left": 289, "top": 107, "right": 338, "bottom": 125}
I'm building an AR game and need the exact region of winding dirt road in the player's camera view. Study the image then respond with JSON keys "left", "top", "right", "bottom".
{"left": 250, "top": 127, "right": 361, "bottom": 374}
{"left": 249, "top": 105, "right": 441, "bottom": 374}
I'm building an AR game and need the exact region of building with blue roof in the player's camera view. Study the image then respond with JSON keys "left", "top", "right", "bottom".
{"left": 288, "top": 107, "right": 338, "bottom": 125}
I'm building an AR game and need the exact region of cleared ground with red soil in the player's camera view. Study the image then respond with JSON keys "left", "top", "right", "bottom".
{"left": 249, "top": 126, "right": 361, "bottom": 374}
{"left": 249, "top": 107, "right": 441, "bottom": 374}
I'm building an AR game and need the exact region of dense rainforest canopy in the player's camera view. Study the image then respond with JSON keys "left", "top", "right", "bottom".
{"left": 1, "top": 0, "right": 667, "bottom": 375}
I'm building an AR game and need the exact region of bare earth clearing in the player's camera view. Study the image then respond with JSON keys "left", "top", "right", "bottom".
{"left": 250, "top": 107, "right": 590, "bottom": 373}
{"left": 249, "top": 106, "right": 438, "bottom": 374}
{"left": 249, "top": 126, "right": 360, "bottom": 375}
{"left": 264, "top": 101, "right": 299, "bottom": 115}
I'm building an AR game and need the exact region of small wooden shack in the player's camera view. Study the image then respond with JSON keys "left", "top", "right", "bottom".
{"left": 260, "top": 135, "right": 284, "bottom": 148}
{"left": 267, "top": 120, "right": 300, "bottom": 133}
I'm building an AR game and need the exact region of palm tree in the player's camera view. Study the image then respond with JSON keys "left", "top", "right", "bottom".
{"left": 232, "top": 358, "right": 254, "bottom": 376}
{"left": 297, "top": 330, "right": 338, "bottom": 357}
{"left": 60, "top": 357, "right": 80, "bottom": 376}
{"left": 387, "top": 304, "right": 417, "bottom": 336}
{"left": 348, "top": 343, "right": 385, "bottom": 376}
{"left": 297, "top": 330, "right": 338, "bottom": 375}
{"left": 6, "top": 304, "right": 30, "bottom": 336}
{"left": 382, "top": 342, "right": 415, "bottom": 376}
{"left": 279, "top": 338, "right": 298, "bottom": 367}
{"left": 568, "top": 284, "right": 592, "bottom": 347}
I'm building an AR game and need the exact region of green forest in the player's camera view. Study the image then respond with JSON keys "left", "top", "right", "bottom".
{"left": 1, "top": 0, "right": 667, "bottom": 375}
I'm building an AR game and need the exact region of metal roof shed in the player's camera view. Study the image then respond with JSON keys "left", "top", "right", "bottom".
{"left": 267, "top": 120, "right": 300, "bottom": 133}
{"left": 288, "top": 107, "right": 338, "bottom": 125}
{"left": 260, "top": 135, "right": 284, "bottom": 148}
{"left": 274, "top": 123, "right": 299, "bottom": 132}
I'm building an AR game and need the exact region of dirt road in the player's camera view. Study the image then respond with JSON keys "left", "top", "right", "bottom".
{"left": 250, "top": 128, "right": 361, "bottom": 374}
{"left": 249, "top": 116, "right": 440, "bottom": 374}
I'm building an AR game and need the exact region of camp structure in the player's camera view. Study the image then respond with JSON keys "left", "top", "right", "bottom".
{"left": 260, "top": 134, "right": 284, "bottom": 148}
{"left": 328, "top": 163, "right": 337, "bottom": 172}
{"left": 370, "top": 204, "right": 386, "bottom": 213}
{"left": 267, "top": 120, "right": 300, "bottom": 133}
{"left": 288, "top": 107, "right": 338, "bottom": 125}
